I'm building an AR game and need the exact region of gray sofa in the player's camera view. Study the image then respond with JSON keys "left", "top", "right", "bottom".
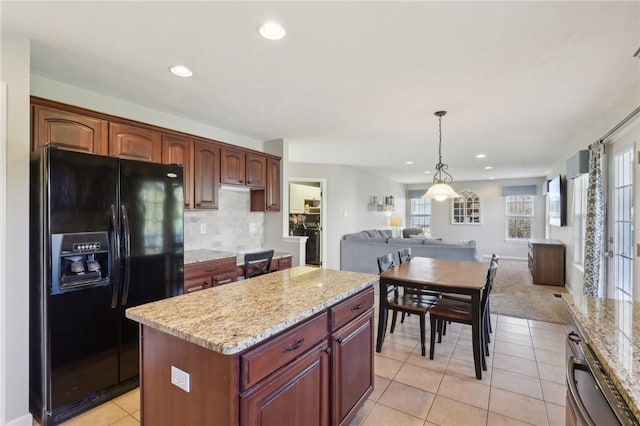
{"left": 340, "top": 229, "right": 480, "bottom": 274}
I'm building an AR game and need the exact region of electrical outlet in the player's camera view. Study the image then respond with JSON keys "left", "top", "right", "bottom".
{"left": 171, "top": 365, "right": 191, "bottom": 392}
{"left": 200, "top": 223, "right": 207, "bottom": 234}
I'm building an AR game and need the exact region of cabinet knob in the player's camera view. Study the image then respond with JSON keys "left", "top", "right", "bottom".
{"left": 325, "top": 347, "right": 332, "bottom": 355}
{"left": 336, "top": 337, "right": 344, "bottom": 344}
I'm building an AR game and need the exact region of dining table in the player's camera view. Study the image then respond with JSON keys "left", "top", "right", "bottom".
{"left": 377, "top": 256, "right": 489, "bottom": 379}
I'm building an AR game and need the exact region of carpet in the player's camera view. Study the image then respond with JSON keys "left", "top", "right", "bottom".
{"left": 490, "top": 260, "right": 568, "bottom": 324}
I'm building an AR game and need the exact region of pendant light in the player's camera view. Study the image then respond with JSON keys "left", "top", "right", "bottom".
{"left": 423, "top": 111, "right": 460, "bottom": 201}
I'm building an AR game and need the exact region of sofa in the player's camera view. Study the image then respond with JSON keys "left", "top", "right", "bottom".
{"left": 340, "top": 229, "right": 480, "bottom": 275}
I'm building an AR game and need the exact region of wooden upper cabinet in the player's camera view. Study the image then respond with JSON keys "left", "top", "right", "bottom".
{"left": 245, "top": 153, "right": 267, "bottom": 188}
{"left": 266, "top": 157, "right": 281, "bottom": 211}
{"left": 194, "top": 141, "right": 220, "bottom": 209}
{"left": 220, "top": 147, "right": 245, "bottom": 185}
{"left": 162, "top": 135, "right": 194, "bottom": 209}
{"left": 109, "top": 123, "right": 162, "bottom": 162}
{"left": 32, "top": 105, "right": 108, "bottom": 154}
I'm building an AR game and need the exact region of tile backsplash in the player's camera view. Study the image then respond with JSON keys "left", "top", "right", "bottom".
{"left": 184, "top": 187, "right": 264, "bottom": 252}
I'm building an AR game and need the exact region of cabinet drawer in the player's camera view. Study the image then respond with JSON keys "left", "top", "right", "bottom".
{"left": 278, "top": 256, "right": 292, "bottom": 270}
{"left": 329, "top": 287, "right": 374, "bottom": 331}
{"left": 212, "top": 271, "right": 236, "bottom": 287}
{"left": 185, "top": 257, "right": 236, "bottom": 280}
{"left": 184, "top": 277, "right": 212, "bottom": 294}
{"left": 240, "top": 312, "right": 328, "bottom": 391}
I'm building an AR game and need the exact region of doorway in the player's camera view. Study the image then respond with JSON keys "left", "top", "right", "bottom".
{"left": 289, "top": 178, "right": 326, "bottom": 267}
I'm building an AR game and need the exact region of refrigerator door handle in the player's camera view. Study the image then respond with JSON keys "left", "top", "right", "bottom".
{"left": 121, "top": 204, "right": 132, "bottom": 306}
{"left": 110, "top": 204, "right": 120, "bottom": 309}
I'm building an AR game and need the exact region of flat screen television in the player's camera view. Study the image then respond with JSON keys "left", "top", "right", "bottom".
{"left": 548, "top": 174, "right": 566, "bottom": 226}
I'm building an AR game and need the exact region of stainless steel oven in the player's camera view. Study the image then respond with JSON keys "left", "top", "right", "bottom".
{"left": 566, "top": 317, "right": 639, "bottom": 426}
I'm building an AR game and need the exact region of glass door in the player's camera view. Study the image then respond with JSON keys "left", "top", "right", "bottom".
{"left": 607, "top": 139, "right": 637, "bottom": 301}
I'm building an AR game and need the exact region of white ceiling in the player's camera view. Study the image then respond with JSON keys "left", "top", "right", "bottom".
{"left": 3, "top": 1, "right": 639, "bottom": 183}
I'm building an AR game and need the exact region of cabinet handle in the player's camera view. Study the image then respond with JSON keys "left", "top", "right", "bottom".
{"left": 568, "top": 331, "right": 581, "bottom": 344}
{"left": 196, "top": 202, "right": 202, "bottom": 207}
{"left": 187, "top": 285, "right": 204, "bottom": 293}
{"left": 217, "top": 278, "right": 232, "bottom": 285}
{"left": 206, "top": 267, "right": 217, "bottom": 272}
{"left": 351, "top": 303, "right": 362, "bottom": 311}
{"left": 283, "top": 338, "right": 305, "bottom": 353}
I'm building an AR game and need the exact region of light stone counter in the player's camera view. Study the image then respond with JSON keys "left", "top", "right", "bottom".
{"left": 126, "top": 266, "right": 378, "bottom": 355}
{"left": 564, "top": 293, "right": 640, "bottom": 420}
{"left": 184, "top": 249, "right": 292, "bottom": 266}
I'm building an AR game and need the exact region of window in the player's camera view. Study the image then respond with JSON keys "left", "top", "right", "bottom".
{"left": 572, "top": 174, "right": 588, "bottom": 267}
{"left": 409, "top": 197, "right": 432, "bottom": 235}
{"left": 505, "top": 195, "right": 534, "bottom": 240}
{"left": 451, "top": 190, "right": 480, "bottom": 224}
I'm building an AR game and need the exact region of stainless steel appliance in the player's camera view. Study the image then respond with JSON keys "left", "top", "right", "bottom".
{"left": 30, "top": 147, "right": 184, "bottom": 425}
{"left": 566, "top": 317, "right": 638, "bottom": 426}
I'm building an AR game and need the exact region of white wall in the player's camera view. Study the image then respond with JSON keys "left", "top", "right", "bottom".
{"left": 0, "top": 31, "right": 31, "bottom": 425}
{"left": 286, "top": 162, "right": 406, "bottom": 270}
{"left": 408, "top": 178, "right": 546, "bottom": 260}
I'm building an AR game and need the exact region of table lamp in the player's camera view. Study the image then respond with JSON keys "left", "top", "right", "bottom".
{"left": 390, "top": 216, "right": 402, "bottom": 237}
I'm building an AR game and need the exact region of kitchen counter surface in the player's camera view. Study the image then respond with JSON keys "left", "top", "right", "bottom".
{"left": 564, "top": 293, "right": 640, "bottom": 420}
{"left": 126, "top": 266, "right": 378, "bottom": 355}
{"left": 184, "top": 248, "right": 291, "bottom": 266}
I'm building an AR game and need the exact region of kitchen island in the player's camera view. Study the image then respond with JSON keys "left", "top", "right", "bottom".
{"left": 564, "top": 293, "right": 640, "bottom": 423}
{"left": 126, "top": 266, "right": 378, "bottom": 426}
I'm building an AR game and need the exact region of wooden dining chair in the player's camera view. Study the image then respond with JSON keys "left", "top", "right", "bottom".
{"left": 377, "top": 253, "right": 438, "bottom": 356}
{"left": 428, "top": 260, "right": 498, "bottom": 370}
{"left": 244, "top": 249, "right": 275, "bottom": 279}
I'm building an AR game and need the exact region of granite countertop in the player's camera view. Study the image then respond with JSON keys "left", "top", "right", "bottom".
{"left": 184, "top": 249, "right": 291, "bottom": 266}
{"left": 126, "top": 266, "right": 378, "bottom": 355}
{"left": 564, "top": 293, "right": 640, "bottom": 420}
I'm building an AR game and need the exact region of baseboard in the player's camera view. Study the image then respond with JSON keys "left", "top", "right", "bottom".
{"left": 6, "top": 413, "right": 33, "bottom": 426}
{"left": 480, "top": 254, "right": 527, "bottom": 262}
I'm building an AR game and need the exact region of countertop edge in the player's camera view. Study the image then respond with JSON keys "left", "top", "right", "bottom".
{"left": 563, "top": 294, "right": 640, "bottom": 422}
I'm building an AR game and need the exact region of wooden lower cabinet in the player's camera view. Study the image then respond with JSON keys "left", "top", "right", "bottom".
{"left": 183, "top": 257, "right": 237, "bottom": 294}
{"left": 139, "top": 287, "right": 374, "bottom": 426}
{"left": 528, "top": 239, "right": 565, "bottom": 286}
{"left": 240, "top": 341, "right": 330, "bottom": 426}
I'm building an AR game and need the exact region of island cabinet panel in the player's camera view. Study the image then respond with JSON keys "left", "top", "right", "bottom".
{"left": 194, "top": 141, "right": 221, "bottom": 209}
{"left": 221, "top": 147, "right": 246, "bottom": 185}
{"left": 245, "top": 153, "right": 267, "bottom": 188}
{"left": 331, "top": 311, "right": 374, "bottom": 426}
{"left": 240, "top": 341, "right": 330, "bottom": 426}
{"left": 32, "top": 105, "right": 109, "bottom": 154}
{"left": 140, "top": 326, "right": 240, "bottom": 426}
{"left": 240, "top": 312, "right": 328, "bottom": 390}
{"left": 162, "top": 134, "right": 194, "bottom": 209}
{"left": 109, "top": 122, "right": 162, "bottom": 162}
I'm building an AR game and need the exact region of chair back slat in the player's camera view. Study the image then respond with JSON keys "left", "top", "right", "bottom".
{"left": 245, "top": 249, "right": 275, "bottom": 278}
{"left": 397, "top": 248, "right": 412, "bottom": 264}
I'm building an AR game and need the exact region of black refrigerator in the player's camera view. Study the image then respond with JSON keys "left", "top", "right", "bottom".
{"left": 29, "top": 146, "right": 184, "bottom": 425}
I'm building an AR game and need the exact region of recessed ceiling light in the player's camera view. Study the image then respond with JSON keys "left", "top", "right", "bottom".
{"left": 405, "top": 161, "right": 414, "bottom": 165}
{"left": 169, "top": 65, "right": 193, "bottom": 77}
{"left": 424, "top": 170, "right": 431, "bottom": 174}
{"left": 475, "top": 154, "right": 486, "bottom": 159}
{"left": 489, "top": 177, "right": 495, "bottom": 180}
{"left": 259, "top": 22, "right": 286, "bottom": 40}
{"left": 484, "top": 166, "right": 493, "bottom": 170}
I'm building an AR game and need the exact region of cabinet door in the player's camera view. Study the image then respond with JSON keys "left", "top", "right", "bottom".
{"left": 240, "top": 341, "right": 330, "bottom": 426}
{"left": 245, "top": 153, "right": 266, "bottom": 188}
{"left": 194, "top": 141, "right": 220, "bottom": 209}
{"left": 221, "top": 147, "right": 245, "bottom": 185}
{"left": 109, "top": 123, "right": 161, "bottom": 162}
{"left": 32, "top": 105, "right": 108, "bottom": 154}
{"left": 289, "top": 183, "right": 305, "bottom": 213}
{"left": 162, "top": 135, "right": 194, "bottom": 209}
{"left": 331, "top": 310, "right": 374, "bottom": 426}
{"left": 266, "top": 157, "right": 281, "bottom": 211}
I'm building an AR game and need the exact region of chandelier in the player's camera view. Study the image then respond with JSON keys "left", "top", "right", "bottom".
{"left": 423, "top": 110, "right": 460, "bottom": 201}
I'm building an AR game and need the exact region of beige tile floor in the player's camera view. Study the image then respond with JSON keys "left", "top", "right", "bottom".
{"left": 44, "top": 310, "right": 567, "bottom": 426}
